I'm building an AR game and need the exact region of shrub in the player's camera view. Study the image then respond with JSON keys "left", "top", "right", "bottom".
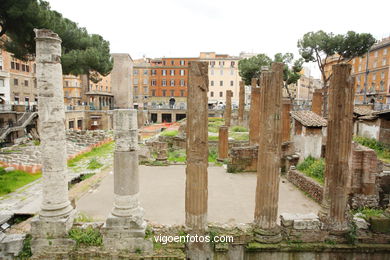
{"left": 353, "top": 207, "right": 385, "bottom": 221}
{"left": 297, "top": 156, "right": 325, "bottom": 184}
{"left": 354, "top": 136, "right": 390, "bottom": 162}
{"left": 68, "top": 227, "right": 103, "bottom": 246}
{"left": 231, "top": 126, "right": 248, "bottom": 132}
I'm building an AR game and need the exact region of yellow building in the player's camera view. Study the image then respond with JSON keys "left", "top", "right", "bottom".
{"left": 63, "top": 75, "right": 82, "bottom": 107}
{"left": 133, "top": 58, "right": 151, "bottom": 108}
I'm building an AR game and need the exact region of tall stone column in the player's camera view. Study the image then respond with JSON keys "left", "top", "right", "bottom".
{"left": 218, "top": 126, "right": 229, "bottom": 161}
{"left": 31, "top": 29, "right": 75, "bottom": 255}
{"left": 102, "top": 109, "right": 152, "bottom": 251}
{"left": 320, "top": 64, "right": 354, "bottom": 230}
{"left": 238, "top": 81, "right": 245, "bottom": 125}
{"left": 224, "top": 90, "right": 233, "bottom": 127}
{"left": 254, "top": 63, "right": 283, "bottom": 243}
{"left": 111, "top": 54, "right": 133, "bottom": 109}
{"left": 282, "top": 99, "right": 291, "bottom": 143}
{"left": 249, "top": 78, "right": 260, "bottom": 145}
{"left": 185, "top": 61, "right": 212, "bottom": 259}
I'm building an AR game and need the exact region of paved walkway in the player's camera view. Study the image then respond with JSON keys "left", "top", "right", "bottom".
{"left": 77, "top": 165, "right": 320, "bottom": 225}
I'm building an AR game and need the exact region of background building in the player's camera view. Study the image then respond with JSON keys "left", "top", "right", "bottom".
{"left": 286, "top": 67, "right": 322, "bottom": 105}
{"left": 133, "top": 58, "right": 151, "bottom": 109}
{"left": 199, "top": 52, "right": 242, "bottom": 106}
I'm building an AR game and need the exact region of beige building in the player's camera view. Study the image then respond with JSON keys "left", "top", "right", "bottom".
{"left": 199, "top": 52, "right": 242, "bottom": 106}
{"left": 133, "top": 58, "right": 151, "bottom": 108}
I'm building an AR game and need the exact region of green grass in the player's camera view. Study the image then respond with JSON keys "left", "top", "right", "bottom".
{"left": 87, "top": 158, "right": 103, "bottom": 170}
{"left": 231, "top": 126, "right": 248, "bottom": 132}
{"left": 208, "top": 120, "right": 224, "bottom": 133}
{"left": 80, "top": 173, "right": 95, "bottom": 181}
{"left": 208, "top": 135, "right": 219, "bottom": 141}
{"left": 208, "top": 148, "right": 218, "bottom": 163}
{"left": 168, "top": 149, "right": 186, "bottom": 163}
{"left": 0, "top": 168, "right": 41, "bottom": 196}
{"left": 208, "top": 117, "right": 224, "bottom": 122}
{"left": 230, "top": 132, "right": 249, "bottom": 141}
{"left": 352, "top": 208, "right": 386, "bottom": 221}
{"left": 160, "top": 130, "right": 179, "bottom": 137}
{"left": 297, "top": 156, "right": 325, "bottom": 184}
{"left": 354, "top": 136, "right": 390, "bottom": 163}
{"left": 68, "top": 142, "right": 114, "bottom": 167}
{"left": 68, "top": 227, "right": 103, "bottom": 247}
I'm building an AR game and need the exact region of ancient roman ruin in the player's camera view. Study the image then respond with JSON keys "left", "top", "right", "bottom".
{"left": 1, "top": 29, "right": 390, "bottom": 260}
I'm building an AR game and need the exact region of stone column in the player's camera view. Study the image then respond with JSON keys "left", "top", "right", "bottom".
{"left": 185, "top": 61, "right": 212, "bottom": 259}
{"left": 224, "top": 90, "right": 233, "bottom": 127}
{"left": 249, "top": 78, "right": 260, "bottom": 145}
{"left": 282, "top": 99, "right": 291, "bottom": 143}
{"left": 312, "top": 89, "right": 323, "bottom": 116}
{"left": 111, "top": 54, "right": 133, "bottom": 109}
{"left": 31, "top": 29, "right": 75, "bottom": 255}
{"left": 218, "top": 126, "right": 229, "bottom": 161}
{"left": 320, "top": 64, "right": 354, "bottom": 230}
{"left": 238, "top": 81, "right": 245, "bottom": 125}
{"left": 102, "top": 109, "right": 152, "bottom": 252}
{"left": 254, "top": 63, "right": 283, "bottom": 243}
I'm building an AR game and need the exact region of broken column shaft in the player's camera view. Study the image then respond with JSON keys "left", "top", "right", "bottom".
{"left": 249, "top": 78, "right": 260, "bottom": 145}
{"left": 282, "top": 99, "right": 291, "bottom": 143}
{"left": 238, "top": 81, "right": 245, "bottom": 125}
{"left": 254, "top": 63, "right": 283, "bottom": 242}
{"left": 321, "top": 64, "right": 354, "bottom": 230}
{"left": 218, "top": 126, "right": 229, "bottom": 161}
{"left": 224, "top": 90, "right": 233, "bottom": 127}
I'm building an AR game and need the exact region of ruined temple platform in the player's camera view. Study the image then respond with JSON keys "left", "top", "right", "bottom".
{"left": 77, "top": 165, "right": 320, "bottom": 225}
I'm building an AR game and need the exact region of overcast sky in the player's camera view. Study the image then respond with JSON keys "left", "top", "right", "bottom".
{"left": 48, "top": 0, "right": 389, "bottom": 78}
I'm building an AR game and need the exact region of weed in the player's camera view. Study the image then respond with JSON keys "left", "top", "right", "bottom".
{"left": 74, "top": 212, "right": 95, "bottom": 223}
{"left": 296, "top": 156, "right": 324, "bottom": 184}
{"left": 68, "top": 227, "right": 103, "bottom": 246}
{"left": 19, "top": 234, "right": 32, "bottom": 258}
{"left": 87, "top": 158, "right": 103, "bottom": 170}
{"left": 345, "top": 222, "right": 358, "bottom": 245}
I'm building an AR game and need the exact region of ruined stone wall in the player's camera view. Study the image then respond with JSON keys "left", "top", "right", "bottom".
{"left": 229, "top": 146, "right": 258, "bottom": 172}
{"left": 287, "top": 169, "right": 323, "bottom": 203}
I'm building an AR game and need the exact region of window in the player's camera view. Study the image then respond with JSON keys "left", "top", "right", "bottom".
{"left": 356, "top": 84, "right": 361, "bottom": 93}
{"left": 383, "top": 58, "right": 387, "bottom": 66}
{"left": 180, "top": 70, "right": 185, "bottom": 76}
{"left": 373, "top": 61, "right": 377, "bottom": 68}
{"left": 219, "top": 61, "right": 224, "bottom": 66}
{"left": 24, "top": 80, "right": 28, "bottom": 86}
{"left": 180, "top": 90, "right": 184, "bottom": 97}
{"left": 15, "top": 63, "right": 20, "bottom": 70}
{"left": 22, "top": 64, "right": 26, "bottom": 71}
{"left": 210, "top": 81, "right": 214, "bottom": 86}
{"left": 210, "top": 91, "right": 214, "bottom": 97}
{"left": 374, "top": 51, "right": 378, "bottom": 57}
{"left": 170, "top": 90, "right": 174, "bottom": 96}
{"left": 162, "top": 79, "right": 167, "bottom": 86}
{"left": 69, "top": 120, "right": 74, "bottom": 129}
{"left": 26, "top": 65, "right": 29, "bottom": 72}
{"left": 384, "top": 48, "right": 388, "bottom": 55}
{"left": 133, "top": 78, "right": 139, "bottom": 85}
{"left": 152, "top": 69, "right": 156, "bottom": 75}
{"left": 373, "top": 74, "right": 376, "bottom": 81}
{"left": 210, "top": 61, "right": 215, "bottom": 67}
{"left": 358, "top": 65, "right": 362, "bottom": 71}
{"left": 11, "top": 61, "right": 15, "bottom": 69}
{"left": 143, "top": 70, "right": 148, "bottom": 75}
{"left": 162, "top": 70, "right": 167, "bottom": 76}
{"left": 380, "top": 81, "right": 385, "bottom": 91}
{"left": 180, "top": 60, "right": 185, "bottom": 66}
{"left": 170, "top": 79, "right": 175, "bottom": 86}
{"left": 381, "top": 72, "right": 385, "bottom": 79}
{"left": 134, "top": 86, "right": 138, "bottom": 95}
{"left": 0, "top": 59, "right": 2, "bottom": 70}
{"left": 163, "top": 60, "right": 166, "bottom": 65}
{"left": 151, "top": 79, "right": 156, "bottom": 86}
{"left": 14, "top": 97, "right": 19, "bottom": 104}
{"left": 219, "top": 91, "right": 223, "bottom": 97}
{"left": 170, "top": 70, "right": 175, "bottom": 76}
{"left": 162, "top": 90, "right": 167, "bottom": 96}
{"left": 0, "top": 79, "right": 4, "bottom": 87}
{"left": 25, "top": 97, "right": 29, "bottom": 105}
{"left": 143, "top": 78, "right": 148, "bottom": 85}
{"left": 180, "top": 80, "right": 185, "bottom": 86}
{"left": 14, "top": 78, "right": 18, "bottom": 85}
{"left": 231, "top": 61, "right": 235, "bottom": 67}
{"left": 152, "top": 90, "right": 156, "bottom": 96}
{"left": 220, "top": 69, "right": 223, "bottom": 75}
{"left": 220, "top": 81, "right": 223, "bottom": 86}
{"left": 143, "top": 86, "right": 148, "bottom": 94}
{"left": 211, "top": 69, "right": 214, "bottom": 75}
{"left": 230, "top": 81, "right": 233, "bottom": 86}
{"left": 171, "top": 60, "right": 175, "bottom": 65}
{"left": 357, "top": 76, "right": 361, "bottom": 83}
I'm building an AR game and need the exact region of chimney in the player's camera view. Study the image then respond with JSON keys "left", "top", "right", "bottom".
{"left": 312, "top": 89, "right": 323, "bottom": 116}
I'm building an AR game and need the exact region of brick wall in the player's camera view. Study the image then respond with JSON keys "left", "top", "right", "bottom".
{"left": 287, "top": 169, "right": 323, "bottom": 203}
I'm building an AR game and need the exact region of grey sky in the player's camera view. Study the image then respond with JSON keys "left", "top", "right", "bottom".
{"left": 47, "top": 0, "right": 390, "bottom": 78}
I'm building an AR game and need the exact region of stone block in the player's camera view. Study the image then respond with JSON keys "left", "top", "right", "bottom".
{"left": 369, "top": 216, "right": 390, "bottom": 233}
{"left": 30, "top": 211, "right": 75, "bottom": 239}
{"left": 354, "top": 215, "right": 369, "bottom": 230}
{"left": 103, "top": 235, "right": 152, "bottom": 252}
{"left": 0, "top": 234, "right": 26, "bottom": 257}
{"left": 31, "top": 238, "right": 76, "bottom": 256}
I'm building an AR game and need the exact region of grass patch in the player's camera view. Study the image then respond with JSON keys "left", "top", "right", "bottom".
{"left": 208, "top": 135, "right": 219, "bottom": 141}
{"left": 80, "top": 173, "right": 95, "bottom": 181}
{"left": 87, "top": 158, "right": 103, "bottom": 170}
{"left": 19, "top": 234, "right": 32, "bottom": 258}
{"left": 208, "top": 117, "right": 224, "bottom": 122}
{"left": 208, "top": 120, "right": 224, "bottom": 133}
{"left": 231, "top": 126, "right": 248, "bottom": 132}
{"left": 33, "top": 140, "right": 40, "bottom": 146}
{"left": 168, "top": 149, "right": 186, "bottom": 163}
{"left": 230, "top": 132, "right": 249, "bottom": 141}
{"left": 354, "top": 136, "right": 390, "bottom": 163}
{"left": 68, "top": 227, "right": 103, "bottom": 247}
{"left": 208, "top": 148, "right": 218, "bottom": 163}
{"left": 352, "top": 207, "right": 385, "bottom": 221}
{"left": 67, "top": 142, "right": 114, "bottom": 167}
{"left": 297, "top": 156, "right": 325, "bottom": 184}
{"left": 0, "top": 168, "right": 41, "bottom": 196}
{"left": 75, "top": 212, "right": 95, "bottom": 223}
{"left": 160, "top": 130, "right": 179, "bottom": 137}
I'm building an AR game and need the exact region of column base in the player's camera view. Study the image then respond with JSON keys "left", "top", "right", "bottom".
{"left": 30, "top": 209, "right": 76, "bottom": 256}
{"left": 102, "top": 214, "right": 153, "bottom": 253}
{"left": 253, "top": 226, "right": 282, "bottom": 244}
{"left": 186, "top": 242, "right": 213, "bottom": 260}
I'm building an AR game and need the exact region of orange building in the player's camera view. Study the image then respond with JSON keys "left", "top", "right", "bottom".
{"left": 133, "top": 58, "right": 151, "bottom": 108}
{"left": 324, "top": 37, "right": 390, "bottom": 107}
{"left": 149, "top": 57, "right": 198, "bottom": 109}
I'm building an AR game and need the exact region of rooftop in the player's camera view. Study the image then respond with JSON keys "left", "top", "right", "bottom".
{"left": 290, "top": 110, "right": 327, "bottom": 127}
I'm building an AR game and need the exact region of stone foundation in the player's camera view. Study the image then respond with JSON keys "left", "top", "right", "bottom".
{"left": 287, "top": 168, "right": 324, "bottom": 203}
